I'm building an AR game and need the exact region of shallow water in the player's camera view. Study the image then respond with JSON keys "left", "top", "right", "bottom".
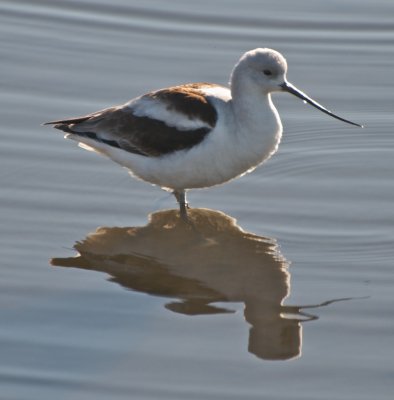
{"left": 1, "top": 0, "right": 393, "bottom": 399}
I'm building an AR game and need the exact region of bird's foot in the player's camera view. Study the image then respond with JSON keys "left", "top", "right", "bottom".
{"left": 173, "top": 189, "right": 197, "bottom": 228}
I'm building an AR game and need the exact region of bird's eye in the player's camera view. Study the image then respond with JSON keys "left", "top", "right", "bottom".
{"left": 263, "top": 69, "right": 272, "bottom": 76}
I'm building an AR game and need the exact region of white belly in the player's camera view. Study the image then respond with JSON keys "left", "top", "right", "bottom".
{"left": 100, "top": 121, "right": 282, "bottom": 190}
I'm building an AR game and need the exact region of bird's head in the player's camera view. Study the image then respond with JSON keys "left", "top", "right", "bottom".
{"left": 231, "top": 48, "right": 363, "bottom": 127}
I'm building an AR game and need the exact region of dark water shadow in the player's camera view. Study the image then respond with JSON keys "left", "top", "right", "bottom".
{"left": 52, "top": 208, "right": 350, "bottom": 361}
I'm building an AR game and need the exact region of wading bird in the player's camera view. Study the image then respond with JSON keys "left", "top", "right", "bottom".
{"left": 45, "top": 48, "right": 362, "bottom": 219}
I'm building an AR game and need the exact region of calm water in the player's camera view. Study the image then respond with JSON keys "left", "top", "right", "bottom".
{"left": 1, "top": 0, "right": 393, "bottom": 399}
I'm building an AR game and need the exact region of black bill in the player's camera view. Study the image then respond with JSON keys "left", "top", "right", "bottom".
{"left": 280, "top": 82, "right": 363, "bottom": 128}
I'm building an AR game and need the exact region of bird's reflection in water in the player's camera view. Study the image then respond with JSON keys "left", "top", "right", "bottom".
{"left": 52, "top": 208, "right": 343, "bottom": 361}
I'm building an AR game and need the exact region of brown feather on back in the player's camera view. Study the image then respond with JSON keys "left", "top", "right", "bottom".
{"left": 45, "top": 83, "right": 221, "bottom": 157}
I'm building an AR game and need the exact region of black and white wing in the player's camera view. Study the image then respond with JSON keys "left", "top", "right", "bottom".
{"left": 45, "top": 83, "right": 223, "bottom": 157}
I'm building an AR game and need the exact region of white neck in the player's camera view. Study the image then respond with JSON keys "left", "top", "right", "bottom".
{"left": 230, "top": 74, "right": 282, "bottom": 162}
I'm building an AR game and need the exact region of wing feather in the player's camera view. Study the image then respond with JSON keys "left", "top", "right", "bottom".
{"left": 45, "top": 83, "right": 221, "bottom": 157}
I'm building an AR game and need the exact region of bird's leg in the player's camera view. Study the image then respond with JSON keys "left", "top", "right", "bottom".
{"left": 173, "top": 189, "right": 189, "bottom": 220}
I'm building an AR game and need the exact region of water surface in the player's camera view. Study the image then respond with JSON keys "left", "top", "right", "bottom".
{"left": 1, "top": 1, "right": 393, "bottom": 399}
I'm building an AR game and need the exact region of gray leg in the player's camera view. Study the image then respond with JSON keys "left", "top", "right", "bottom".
{"left": 173, "top": 189, "right": 189, "bottom": 220}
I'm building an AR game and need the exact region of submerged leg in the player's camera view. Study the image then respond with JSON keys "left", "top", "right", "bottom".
{"left": 173, "top": 189, "right": 189, "bottom": 220}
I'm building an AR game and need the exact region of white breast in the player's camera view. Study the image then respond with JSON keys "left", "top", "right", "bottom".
{"left": 112, "top": 93, "right": 282, "bottom": 190}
